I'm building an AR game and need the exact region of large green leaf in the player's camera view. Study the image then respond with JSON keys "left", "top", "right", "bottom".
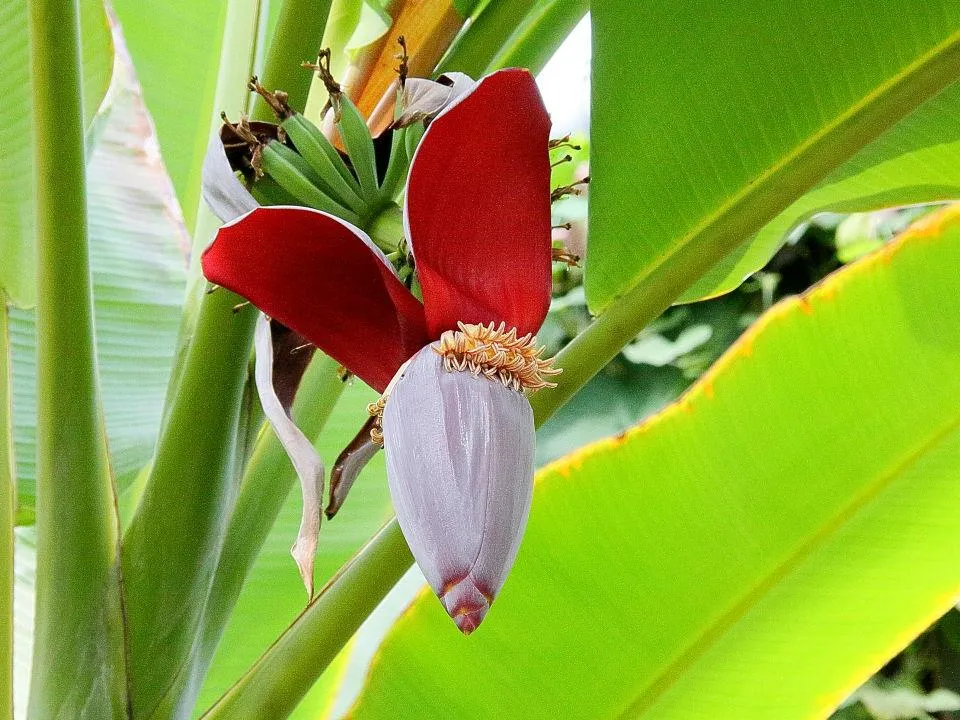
{"left": 0, "top": 0, "right": 113, "bottom": 307}
{"left": 195, "top": 379, "right": 394, "bottom": 719}
{"left": 683, "top": 81, "right": 960, "bottom": 302}
{"left": 343, "top": 205, "right": 960, "bottom": 719}
{"left": 587, "top": 1, "right": 960, "bottom": 314}
{"left": 9, "top": 51, "right": 188, "bottom": 524}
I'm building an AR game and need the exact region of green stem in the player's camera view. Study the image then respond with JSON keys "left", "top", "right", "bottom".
{"left": 436, "top": 0, "right": 538, "bottom": 77}
{"left": 254, "top": 0, "right": 334, "bottom": 118}
{"left": 27, "top": 1, "right": 128, "bottom": 717}
{"left": 531, "top": 238, "right": 724, "bottom": 421}
{"left": 488, "top": 0, "right": 589, "bottom": 75}
{"left": 201, "top": 521, "right": 413, "bottom": 719}
{"left": 0, "top": 295, "right": 13, "bottom": 719}
{"left": 165, "top": 0, "right": 272, "bottom": 438}
{"left": 122, "top": 294, "right": 257, "bottom": 720}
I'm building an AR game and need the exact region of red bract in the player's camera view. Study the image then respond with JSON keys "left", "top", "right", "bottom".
{"left": 404, "top": 69, "right": 552, "bottom": 338}
{"left": 204, "top": 208, "right": 428, "bottom": 392}
{"left": 201, "top": 69, "right": 552, "bottom": 391}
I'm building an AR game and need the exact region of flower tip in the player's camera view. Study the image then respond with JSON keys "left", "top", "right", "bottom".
{"left": 454, "top": 608, "right": 486, "bottom": 636}
{"left": 442, "top": 576, "right": 491, "bottom": 635}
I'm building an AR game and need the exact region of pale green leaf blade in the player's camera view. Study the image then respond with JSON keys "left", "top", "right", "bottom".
{"left": 111, "top": 0, "right": 227, "bottom": 228}
{"left": 681, "top": 80, "right": 960, "bottom": 302}
{"left": 10, "top": 52, "right": 188, "bottom": 525}
{"left": 0, "top": 0, "right": 113, "bottom": 307}
{"left": 345, "top": 205, "right": 960, "bottom": 719}
{"left": 587, "top": 1, "right": 960, "bottom": 313}
{"left": 0, "top": 299, "right": 13, "bottom": 717}
{"left": 79, "top": 0, "right": 113, "bottom": 121}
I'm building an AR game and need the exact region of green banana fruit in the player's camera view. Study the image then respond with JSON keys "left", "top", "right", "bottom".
{"left": 403, "top": 122, "right": 425, "bottom": 174}
{"left": 334, "top": 94, "right": 380, "bottom": 198}
{"left": 249, "top": 174, "right": 299, "bottom": 207}
{"left": 259, "top": 140, "right": 361, "bottom": 226}
{"left": 378, "top": 127, "right": 409, "bottom": 203}
{"left": 281, "top": 112, "right": 366, "bottom": 210}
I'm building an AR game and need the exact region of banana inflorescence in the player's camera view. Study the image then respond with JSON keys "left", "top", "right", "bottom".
{"left": 223, "top": 63, "right": 423, "bottom": 253}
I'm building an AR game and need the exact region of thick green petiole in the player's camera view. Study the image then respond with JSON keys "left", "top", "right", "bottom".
{"left": 488, "top": 0, "right": 590, "bottom": 75}
{"left": 436, "top": 0, "right": 538, "bottom": 77}
{"left": 27, "top": 0, "right": 128, "bottom": 716}
{"left": 182, "top": 354, "right": 347, "bottom": 712}
{"left": 253, "top": 0, "right": 334, "bottom": 120}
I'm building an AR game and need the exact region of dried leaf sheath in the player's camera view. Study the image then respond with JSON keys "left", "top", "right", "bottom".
{"left": 254, "top": 315, "right": 324, "bottom": 598}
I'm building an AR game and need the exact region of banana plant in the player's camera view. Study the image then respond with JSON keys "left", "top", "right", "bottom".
{"left": 3, "top": 0, "right": 960, "bottom": 718}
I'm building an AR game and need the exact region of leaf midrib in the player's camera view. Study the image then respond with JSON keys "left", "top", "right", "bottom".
{"left": 615, "top": 392, "right": 960, "bottom": 718}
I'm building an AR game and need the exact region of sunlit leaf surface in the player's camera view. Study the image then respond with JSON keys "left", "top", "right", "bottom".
{"left": 112, "top": 0, "right": 227, "bottom": 226}
{"left": 588, "top": 1, "right": 960, "bottom": 313}
{"left": 683, "top": 81, "right": 960, "bottom": 302}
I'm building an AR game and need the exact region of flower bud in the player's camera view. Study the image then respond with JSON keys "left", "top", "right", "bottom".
{"left": 382, "top": 346, "right": 534, "bottom": 634}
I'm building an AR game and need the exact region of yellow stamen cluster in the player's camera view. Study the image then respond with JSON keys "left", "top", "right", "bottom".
{"left": 365, "top": 323, "right": 560, "bottom": 446}
{"left": 434, "top": 322, "right": 561, "bottom": 393}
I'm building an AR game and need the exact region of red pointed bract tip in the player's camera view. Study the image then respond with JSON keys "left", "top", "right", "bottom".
{"left": 442, "top": 576, "right": 492, "bottom": 636}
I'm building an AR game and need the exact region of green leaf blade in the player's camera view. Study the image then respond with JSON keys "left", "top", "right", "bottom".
{"left": 587, "top": 1, "right": 960, "bottom": 313}
{"left": 111, "top": 0, "right": 229, "bottom": 228}
{"left": 9, "top": 51, "right": 189, "bottom": 526}
{"left": 682, "top": 80, "right": 960, "bottom": 302}
{"left": 0, "top": 298, "right": 13, "bottom": 717}
{"left": 344, "top": 205, "right": 960, "bottom": 719}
